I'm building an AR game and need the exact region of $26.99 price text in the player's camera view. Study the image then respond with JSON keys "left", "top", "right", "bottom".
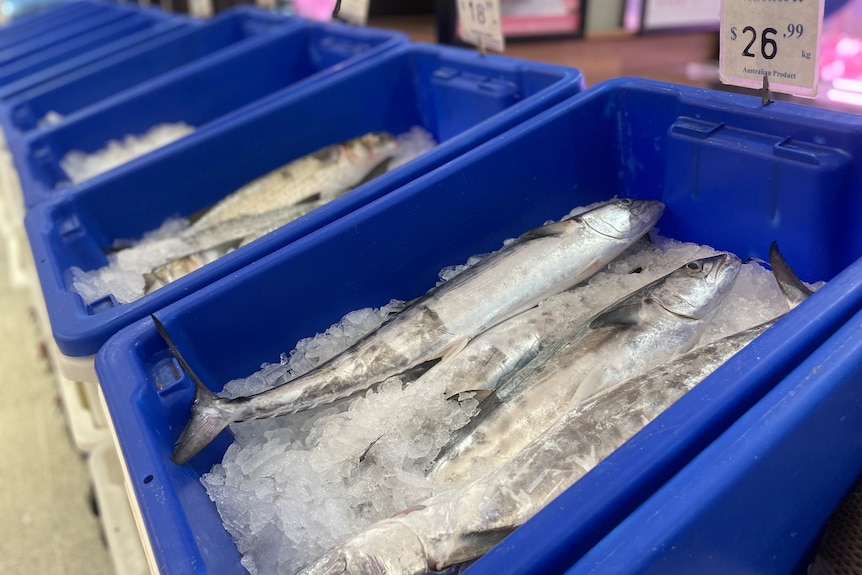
{"left": 729, "top": 23, "right": 811, "bottom": 60}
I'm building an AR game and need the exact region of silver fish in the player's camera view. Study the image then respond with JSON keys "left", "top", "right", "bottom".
{"left": 297, "top": 244, "right": 812, "bottom": 575}
{"left": 429, "top": 253, "right": 741, "bottom": 485}
{"left": 143, "top": 197, "right": 327, "bottom": 292}
{"left": 142, "top": 132, "right": 399, "bottom": 292}
{"left": 170, "top": 199, "right": 666, "bottom": 464}
{"left": 295, "top": 322, "right": 765, "bottom": 575}
{"left": 193, "top": 132, "right": 399, "bottom": 229}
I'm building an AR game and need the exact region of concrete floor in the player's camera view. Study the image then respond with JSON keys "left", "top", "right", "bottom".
{"left": 0, "top": 237, "right": 114, "bottom": 574}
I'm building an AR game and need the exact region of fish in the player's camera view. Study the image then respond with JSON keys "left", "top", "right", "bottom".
{"left": 428, "top": 252, "right": 741, "bottom": 485}
{"left": 295, "top": 322, "right": 765, "bottom": 575}
{"left": 140, "top": 132, "right": 400, "bottom": 292}
{"left": 296, "top": 243, "right": 813, "bottom": 575}
{"left": 193, "top": 132, "right": 399, "bottom": 229}
{"left": 412, "top": 248, "right": 655, "bottom": 404}
{"left": 142, "top": 195, "right": 329, "bottom": 292}
{"left": 170, "top": 198, "right": 666, "bottom": 464}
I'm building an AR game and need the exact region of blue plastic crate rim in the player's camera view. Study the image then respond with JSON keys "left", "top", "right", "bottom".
{"left": 0, "top": 0, "right": 118, "bottom": 42}
{"left": 0, "top": 6, "right": 185, "bottom": 91}
{"left": 94, "top": 78, "right": 862, "bottom": 575}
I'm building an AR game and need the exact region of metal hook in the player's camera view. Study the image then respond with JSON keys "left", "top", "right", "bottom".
{"left": 761, "top": 73, "right": 773, "bottom": 106}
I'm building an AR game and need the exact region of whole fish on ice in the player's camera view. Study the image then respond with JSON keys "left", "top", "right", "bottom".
{"left": 297, "top": 244, "right": 812, "bottom": 575}
{"left": 140, "top": 132, "right": 400, "bottom": 292}
{"left": 429, "top": 252, "right": 741, "bottom": 484}
{"left": 170, "top": 198, "right": 666, "bottom": 464}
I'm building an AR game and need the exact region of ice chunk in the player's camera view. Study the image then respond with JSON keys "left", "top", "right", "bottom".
{"left": 60, "top": 122, "right": 195, "bottom": 185}
{"left": 37, "top": 110, "right": 63, "bottom": 128}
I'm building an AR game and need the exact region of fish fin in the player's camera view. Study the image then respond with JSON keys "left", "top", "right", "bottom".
{"left": 150, "top": 314, "right": 232, "bottom": 465}
{"left": 400, "top": 357, "right": 442, "bottom": 385}
{"left": 444, "top": 389, "right": 492, "bottom": 402}
{"left": 518, "top": 221, "right": 568, "bottom": 241}
{"left": 440, "top": 336, "right": 471, "bottom": 362}
{"left": 426, "top": 391, "right": 504, "bottom": 478}
{"left": 589, "top": 300, "right": 643, "bottom": 329}
{"left": 441, "top": 527, "right": 516, "bottom": 565}
{"left": 359, "top": 435, "right": 384, "bottom": 464}
{"left": 769, "top": 241, "right": 813, "bottom": 310}
{"left": 294, "top": 192, "right": 323, "bottom": 206}
{"left": 356, "top": 157, "right": 393, "bottom": 187}
{"left": 171, "top": 394, "right": 232, "bottom": 465}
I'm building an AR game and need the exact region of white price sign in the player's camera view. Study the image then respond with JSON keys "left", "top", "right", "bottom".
{"left": 457, "top": 0, "right": 505, "bottom": 54}
{"left": 335, "top": 0, "right": 369, "bottom": 25}
{"left": 719, "top": 0, "right": 824, "bottom": 98}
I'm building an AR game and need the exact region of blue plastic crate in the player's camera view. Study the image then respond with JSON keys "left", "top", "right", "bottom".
{"left": 0, "top": 3, "right": 140, "bottom": 68}
{"left": 94, "top": 78, "right": 862, "bottom": 575}
{"left": 0, "top": 1, "right": 113, "bottom": 48}
{"left": 563, "top": 306, "right": 862, "bottom": 575}
{"left": 0, "top": 7, "right": 185, "bottom": 91}
{"left": 0, "top": 14, "right": 194, "bottom": 104}
{"left": 23, "top": 42, "right": 583, "bottom": 358}
{"left": 0, "top": 6, "right": 296, "bottom": 139}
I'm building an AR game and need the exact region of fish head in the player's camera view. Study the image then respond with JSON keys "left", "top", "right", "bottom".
{"left": 649, "top": 253, "right": 742, "bottom": 320}
{"left": 337, "top": 132, "right": 399, "bottom": 167}
{"left": 576, "top": 198, "right": 665, "bottom": 240}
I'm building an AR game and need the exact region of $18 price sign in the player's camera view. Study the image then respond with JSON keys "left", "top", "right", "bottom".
{"left": 334, "top": 0, "right": 369, "bottom": 25}
{"left": 457, "top": 0, "right": 505, "bottom": 53}
{"left": 719, "top": 0, "right": 825, "bottom": 98}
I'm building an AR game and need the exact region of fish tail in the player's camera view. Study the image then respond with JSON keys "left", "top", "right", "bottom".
{"left": 769, "top": 241, "right": 813, "bottom": 309}
{"left": 172, "top": 381, "right": 233, "bottom": 465}
{"left": 149, "top": 313, "right": 234, "bottom": 465}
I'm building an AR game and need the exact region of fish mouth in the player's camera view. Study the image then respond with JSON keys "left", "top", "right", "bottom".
{"left": 705, "top": 252, "right": 741, "bottom": 281}
{"left": 581, "top": 199, "right": 665, "bottom": 239}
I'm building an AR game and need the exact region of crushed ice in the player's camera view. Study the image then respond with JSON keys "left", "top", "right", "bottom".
{"left": 37, "top": 110, "right": 64, "bottom": 128}
{"left": 200, "top": 232, "right": 813, "bottom": 575}
{"left": 59, "top": 122, "right": 196, "bottom": 185}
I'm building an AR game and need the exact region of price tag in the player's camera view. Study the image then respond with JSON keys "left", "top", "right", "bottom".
{"left": 334, "top": 0, "right": 369, "bottom": 26}
{"left": 457, "top": 0, "right": 505, "bottom": 54}
{"left": 719, "top": 0, "right": 824, "bottom": 98}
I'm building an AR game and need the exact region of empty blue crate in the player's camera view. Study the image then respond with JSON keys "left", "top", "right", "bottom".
{"left": 23, "top": 41, "right": 583, "bottom": 361}
{"left": 563, "top": 305, "right": 862, "bottom": 575}
{"left": 0, "top": 6, "right": 192, "bottom": 104}
{"left": 0, "top": 5, "right": 297, "bottom": 151}
{"left": 0, "top": 1, "right": 142, "bottom": 69}
{"left": 94, "top": 78, "right": 862, "bottom": 575}
{"left": 0, "top": 1, "right": 116, "bottom": 49}
{"left": 0, "top": 5, "right": 187, "bottom": 95}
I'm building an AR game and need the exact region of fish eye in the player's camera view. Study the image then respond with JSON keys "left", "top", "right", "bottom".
{"left": 686, "top": 261, "right": 703, "bottom": 271}
{"left": 618, "top": 198, "right": 633, "bottom": 206}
